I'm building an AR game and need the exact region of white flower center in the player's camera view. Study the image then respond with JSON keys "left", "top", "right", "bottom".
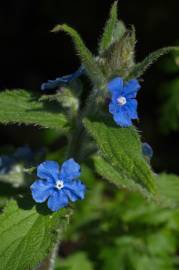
{"left": 117, "top": 96, "right": 127, "bottom": 106}
{"left": 55, "top": 180, "right": 64, "bottom": 190}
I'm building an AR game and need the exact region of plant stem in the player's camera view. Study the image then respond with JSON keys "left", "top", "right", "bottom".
{"left": 65, "top": 85, "right": 107, "bottom": 160}
{"left": 35, "top": 243, "right": 58, "bottom": 270}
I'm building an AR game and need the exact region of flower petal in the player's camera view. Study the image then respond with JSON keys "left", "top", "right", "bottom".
{"left": 30, "top": 179, "right": 54, "bottom": 203}
{"left": 123, "top": 79, "right": 141, "bottom": 98}
{"left": 124, "top": 99, "right": 138, "bottom": 119}
{"left": 37, "top": 160, "right": 60, "bottom": 181}
{"left": 60, "top": 158, "right": 80, "bottom": 182}
{"left": 41, "top": 65, "right": 85, "bottom": 91}
{"left": 64, "top": 180, "right": 86, "bottom": 202}
{"left": 113, "top": 108, "right": 133, "bottom": 127}
{"left": 47, "top": 190, "right": 69, "bottom": 211}
{"left": 109, "top": 101, "right": 118, "bottom": 114}
{"left": 107, "top": 77, "right": 123, "bottom": 100}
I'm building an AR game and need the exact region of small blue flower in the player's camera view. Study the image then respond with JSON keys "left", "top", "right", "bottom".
{"left": 30, "top": 159, "right": 86, "bottom": 212}
{"left": 142, "top": 143, "right": 153, "bottom": 160}
{"left": 41, "top": 66, "right": 85, "bottom": 91}
{"left": 107, "top": 77, "right": 141, "bottom": 127}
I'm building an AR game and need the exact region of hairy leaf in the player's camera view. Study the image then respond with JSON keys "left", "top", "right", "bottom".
{"left": 98, "top": 1, "right": 118, "bottom": 55}
{"left": 128, "top": 46, "right": 179, "bottom": 79}
{"left": 84, "top": 118, "right": 157, "bottom": 193}
{"left": 0, "top": 198, "right": 71, "bottom": 270}
{"left": 93, "top": 155, "right": 150, "bottom": 198}
{"left": 52, "top": 24, "right": 106, "bottom": 88}
{"left": 0, "top": 90, "right": 68, "bottom": 131}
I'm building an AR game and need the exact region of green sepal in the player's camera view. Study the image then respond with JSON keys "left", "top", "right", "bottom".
{"left": 52, "top": 24, "right": 106, "bottom": 88}
{"left": 98, "top": 1, "right": 119, "bottom": 55}
{"left": 127, "top": 46, "right": 179, "bottom": 79}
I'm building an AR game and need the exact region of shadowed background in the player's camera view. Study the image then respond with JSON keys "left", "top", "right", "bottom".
{"left": 0, "top": 0, "right": 179, "bottom": 173}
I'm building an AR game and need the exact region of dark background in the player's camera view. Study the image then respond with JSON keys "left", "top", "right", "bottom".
{"left": 0, "top": 0, "right": 179, "bottom": 173}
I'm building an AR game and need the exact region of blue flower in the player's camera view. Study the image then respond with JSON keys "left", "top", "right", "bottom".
{"left": 107, "top": 77, "right": 141, "bottom": 127}
{"left": 142, "top": 143, "right": 153, "bottom": 160}
{"left": 41, "top": 66, "right": 85, "bottom": 91}
{"left": 30, "top": 159, "right": 86, "bottom": 211}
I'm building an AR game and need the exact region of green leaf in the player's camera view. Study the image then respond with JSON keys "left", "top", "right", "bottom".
{"left": 0, "top": 90, "right": 68, "bottom": 131}
{"left": 52, "top": 24, "right": 106, "bottom": 88}
{"left": 84, "top": 118, "right": 157, "bottom": 194}
{"left": 128, "top": 46, "right": 179, "bottom": 79}
{"left": 98, "top": 1, "right": 118, "bottom": 55}
{"left": 0, "top": 197, "right": 71, "bottom": 270}
{"left": 157, "top": 173, "right": 179, "bottom": 207}
{"left": 92, "top": 155, "right": 150, "bottom": 198}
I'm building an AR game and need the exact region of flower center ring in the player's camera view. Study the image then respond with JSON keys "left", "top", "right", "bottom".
{"left": 117, "top": 96, "right": 127, "bottom": 106}
{"left": 55, "top": 180, "right": 64, "bottom": 190}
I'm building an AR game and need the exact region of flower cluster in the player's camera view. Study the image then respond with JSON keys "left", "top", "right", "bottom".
{"left": 36, "top": 66, "right": 142, "bottom": 212}
{"left": 107, "top": 77, "right": 141, "bottom": 127}
{"left": 31, "top": 159, "right": 86, "bottom": 212}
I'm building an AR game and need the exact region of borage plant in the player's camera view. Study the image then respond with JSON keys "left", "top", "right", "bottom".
{"left": 0, "top": 2, "right": 179, "bottom": 270}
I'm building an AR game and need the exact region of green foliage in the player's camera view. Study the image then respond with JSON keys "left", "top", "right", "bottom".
{"left": 98, "top": 1, "right": 119, "bottom": 55}
{"left": 84, "top": 118, "right": 157, "bottom": 193}
{"left": 0, "top": 198, "right": 71, "bottom": 270}
{"left": 97, "top": 1, "right": 136, "bottom": 78}
{"left": 0, "top": 90, "right": 68, "bottom": 131}
{"left": 55, "top": 252, "right": 94, "bottom": 270}
{"left": 111, "top": 20, "right": 126, "bottom": 45}
{"left": 52, "top": 24, "right": 106, "bottom": 88}
{"left": 102, "top": 27, "right": 136, "bottom": 78}
{"left": 92, "top": 155, "right": 150, "bottom": 198}
{"left": 128, "top": 47, "right": 179, "bottom": 79}
{"left": 159, "top": 78, "right": 179, "bottom": 133}
{"left": 61, "top": 179, "right": 179, "bottom": 270}
{"left": 100, "top": 233, "right": 176, "bottom": 270}
{"left": 157, "top": 173, "right": 179, "bottom": 207}
{"left": 1, "top": 3, "right": 179, "bottom": 270}
{"left": 65, "top": 165, "right": 105, "bottom": 238}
